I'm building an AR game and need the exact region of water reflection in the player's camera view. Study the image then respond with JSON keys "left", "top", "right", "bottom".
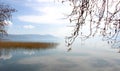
{"left": 0, "top": 49, "right": 12, "bottom": 60}
{"left": 0, "top": 42, "right": 58, "bottom": 60}
{"left": 89, "top": 58, "right": 113, "bottom": 68}
{"left": 0, "top": 41, "right": 120, "bottom": 71}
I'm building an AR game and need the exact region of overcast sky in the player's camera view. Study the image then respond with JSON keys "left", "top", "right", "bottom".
{"left": 0, "top": 0, "right": 72, "bottom": 37}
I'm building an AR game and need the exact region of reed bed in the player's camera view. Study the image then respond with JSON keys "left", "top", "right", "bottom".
{"left": 0, "top": 41, "right": 58, "bottom": 49}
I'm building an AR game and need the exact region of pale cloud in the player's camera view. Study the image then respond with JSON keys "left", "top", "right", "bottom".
{"left": 18, "top": 15, "right": 67, "bottom": 24}
{"left": 36, "top": 0, "right": 52, "bottom": 2}
{"left": 49, "top": 26, "right": 74, "bottom": 37}
{"left": 23, "top": 25, "right": 35, "bottom": 29}
{"left": 15, "top": 0, "right": 73, "bottom": 36}
{"left": 4, "top": 20, "right": 13, "bottom": 26}
{"left": 18, "top": 0, "right": 72, "bottom": 25}
{"left": 7, "top": 21, "right": 13, "bottom": 26}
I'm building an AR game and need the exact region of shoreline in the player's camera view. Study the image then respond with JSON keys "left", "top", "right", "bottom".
{"left": 0, "top": 41, "right": 58, "bottom": 49}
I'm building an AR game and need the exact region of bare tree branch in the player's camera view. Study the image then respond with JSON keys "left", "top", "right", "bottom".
{"left": 0, "top": 3, "right": 16, "bottom": 39}
{"left": 60, "top": 0, "right": 120, "bottom": 48}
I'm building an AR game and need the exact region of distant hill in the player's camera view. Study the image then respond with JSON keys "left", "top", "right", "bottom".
{"left": 1, "top": 34, "right": 60, "bottom": 42}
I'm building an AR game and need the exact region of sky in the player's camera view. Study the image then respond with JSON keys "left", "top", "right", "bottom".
{"left": 0, "top": 0, "right": 72, "bottom": 37}
{"left": 1, "top": 0, "right": 119, "bottom": 38}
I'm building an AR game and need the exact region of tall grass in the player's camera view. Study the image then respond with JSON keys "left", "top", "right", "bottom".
{"left": 0, "top": 41, "right": 58, "bottom": 49}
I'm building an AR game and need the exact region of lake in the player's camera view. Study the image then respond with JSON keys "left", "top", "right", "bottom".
{"left": 0, "top": 39, "right": 120, "bottom": 71}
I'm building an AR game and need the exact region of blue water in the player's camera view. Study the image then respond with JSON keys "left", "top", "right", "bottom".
{"left": 0, "top": 39, "right": 120, "bottom": 71}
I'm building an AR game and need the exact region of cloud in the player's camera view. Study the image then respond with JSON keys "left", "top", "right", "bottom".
{"left": 36, "top": 0, "right": 51, "bottom": 2}
{"left": 18, "top": 15, "right": 68, "bottom": 24}
{"left": 7, "top": 21, "right": 13, "bottom": 26}
{"left": 54, "top": 27, "right": 74, "bottom": 37}
{"left": 18, "top": 0, "right": 72, "bottom": 24}
{"left": 4, "top": 20, "right": 13, "bottom": 26}
{"left": 23, "top": 25, "right": 35, "bottom": 29}
{"left": 10, "top": 0, "right": 73, "bottom": 36}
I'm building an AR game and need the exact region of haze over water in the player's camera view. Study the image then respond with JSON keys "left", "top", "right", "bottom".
{"left": 0, "top": 38, "right": 120, "bottom": 71}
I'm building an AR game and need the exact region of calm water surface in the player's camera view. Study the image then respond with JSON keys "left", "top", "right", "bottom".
{"left": 0, "top": 40, "right": 120, "bottom": 71}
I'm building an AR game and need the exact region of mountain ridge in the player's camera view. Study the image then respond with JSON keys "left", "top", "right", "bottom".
{"left": 1, "top": 34, "right": 60, "bottom": 42}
